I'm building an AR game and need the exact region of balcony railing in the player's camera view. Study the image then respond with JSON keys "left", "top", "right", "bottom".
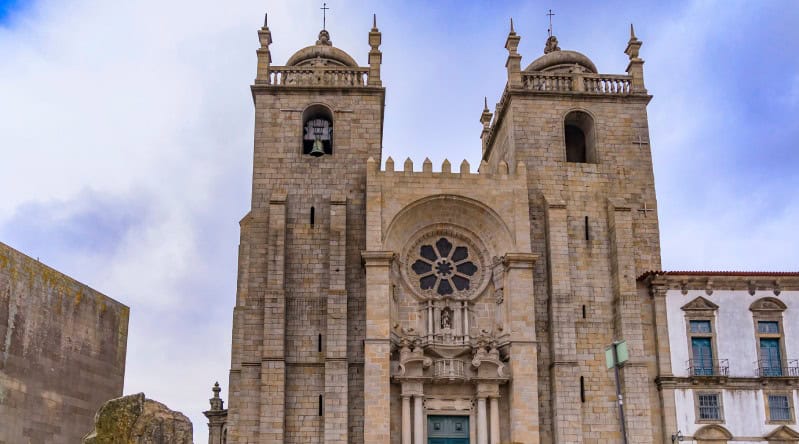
{"left": 268, "top": 66, "right": 370, "bottom": 87}
{"left": 433, "top": 359, "right": 465, "bottom": 380}
{"left": 756, "top": 359, "right": 799, "bottom": 377}
{"left": 687, "top": 358, "right": 729, "bottom": 377}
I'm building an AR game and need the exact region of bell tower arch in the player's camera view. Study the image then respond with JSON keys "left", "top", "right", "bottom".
{"left": 225, "top": 13, "right": 385, "bottom": 444}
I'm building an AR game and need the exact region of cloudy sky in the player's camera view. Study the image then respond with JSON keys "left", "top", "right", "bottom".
{"left": 1, "top": 0, "right": 798, "bottom": 441}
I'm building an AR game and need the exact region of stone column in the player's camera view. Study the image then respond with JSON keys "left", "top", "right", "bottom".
{"left": 362, "top": 251, "right": 395, "bottom": 444}
{"left": 402, "top": 395, "right": 412, "bottom": 444}
{"left": 489, "top": 397, "right": 500, "bottom": 444}
{"left": 477, "top": 397, "right": 488, "bottom": 444}
{"left": 650, "top": 282, "right": 678, "bottom": 443}
{"left": 414, "top": 395, "right": 424, "bottom": 444}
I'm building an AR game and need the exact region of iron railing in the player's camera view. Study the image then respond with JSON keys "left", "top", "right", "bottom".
{"left": 756, "top": 359, "right": 799, "bottom": 377}
{"left": 687, "top": 358, "right": 729, "bottom": 377}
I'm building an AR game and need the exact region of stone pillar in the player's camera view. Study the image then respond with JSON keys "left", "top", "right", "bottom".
{"left": 608, "top": 199, "right": 653, "bottom": 444}
{"left": 503, "top": 253, "right": 540, "bottom": 443}
{"left": 489, "top": 397, "right": 500, "bottom": 444}
{"left": 477, "top": 397, "right": 488, "bottom": 444}
{"left": 414, "top": 395, "right": 424, "bottom": 444}
{"left": 402, "top": 395, "right": 412, "bottom": 444}
{"left": 362, "top": 251, "right": 394, "bottom": 444}
{"left": 325, "top": 195, "right": 348, "bottom": 443}
{"left": 544, "top": 199, "right": 583, "bottom": 444}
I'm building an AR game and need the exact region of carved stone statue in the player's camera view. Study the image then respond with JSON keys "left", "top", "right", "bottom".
{"left": 544, "top": 35, "right": 561, "bottom": 54}
{"left": 440, "top": 307, "right": 452, "bottom": 330}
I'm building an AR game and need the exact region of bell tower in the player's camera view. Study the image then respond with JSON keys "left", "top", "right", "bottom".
{"left": 481, "top": 23, "right": 662, "bottom": 443}
{"left": 225, "top": 13, "right": 384, "bottom": 444}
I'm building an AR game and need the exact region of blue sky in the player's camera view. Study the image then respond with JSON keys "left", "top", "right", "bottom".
{"left": 1, "top": 0, "right": 798, "bottom": 441}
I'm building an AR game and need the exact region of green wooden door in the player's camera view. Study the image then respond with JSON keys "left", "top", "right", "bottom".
{"left": 428, "top": 415, "right": 469, "bottom": 444}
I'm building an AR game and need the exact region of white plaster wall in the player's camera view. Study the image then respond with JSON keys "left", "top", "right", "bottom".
{"left": 666, "top": 289, "right": 799, "bottom": 377}
{"left": 667, "top": 289, "right": 799, "bottom": 440}
{"left": 674, "top": 388, "right": 798, "bottom": 441}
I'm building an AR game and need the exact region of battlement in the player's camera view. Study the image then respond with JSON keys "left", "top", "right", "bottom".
{"left": 367, "top": 156, "right": 527, "bottom": 179}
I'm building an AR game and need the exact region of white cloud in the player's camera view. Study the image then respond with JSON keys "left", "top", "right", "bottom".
{"left": 1, "top": 1, "right": 797, "bottom": 442}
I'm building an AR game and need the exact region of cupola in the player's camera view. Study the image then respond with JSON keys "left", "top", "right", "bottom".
{"left": 285, "top": 29, "right": 359, "bottom": 67}
{"left": 524, "top": 35, "right": 597, "bottom": 74}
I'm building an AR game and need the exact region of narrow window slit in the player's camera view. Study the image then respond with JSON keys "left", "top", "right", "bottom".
{"left": 310, "top": 206, "right": 315, "bottom": 227}
{"left": 319, "top": 394, "right": 323, "bottom": 416}
{"left": 318, "top": 333, "right": 322, "bottom": 352}
{"left": 584, "top": 216, "right": 590, "bottom": 241}
{"left": 582, "top": 305, "right": 586, "bottom": 319}
{"left": 580, "top": 376, "right": 585, "bottom": 403}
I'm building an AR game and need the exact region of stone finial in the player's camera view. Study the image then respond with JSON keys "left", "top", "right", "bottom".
{"left": 385, "top": 156, "right": 394, "bottom": 172}
{"left": 625, "top": 23, "right": 642, "bottom": 60}
{"left": 479, "top": 160, "right": 489, "bottom": 174}
{"left": 422, "top": 157, "right": 433, "bottom": 173}
{"left": 368, "top": 13, "right": 383, "bottom": 86}
{"left": 442, "top": 159, "right": 451, "bottom": 173}
{"left": 460, "top": 159, "right": 470, "bottom": 174}
{"left": 404, "top": 157, "right": 413, "bottom": 173}
{"left": 209, "top": 382, "right": 224, "bottom": 411}
{"left": 480, "top": 97, "right": 494, "bottom": 155}
{"left": 367, "top": 156, "right": 377, "bottom": 174}
{"left": 625, "top": 23, "right": 646, "bottom": 93}
{"left": 505, "top": 18, "right": 522, "bottom": 88}
{"left": 256, "top": 12, "right": 273, "bottom": 84}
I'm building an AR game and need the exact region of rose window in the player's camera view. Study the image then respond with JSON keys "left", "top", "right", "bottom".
{"left": 411, "top": 237, "right": 478, "bottom": 296}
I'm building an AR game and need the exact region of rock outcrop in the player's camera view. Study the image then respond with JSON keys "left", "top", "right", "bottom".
{"left": 83, "top": 393, "right": 193, "bottom": 444}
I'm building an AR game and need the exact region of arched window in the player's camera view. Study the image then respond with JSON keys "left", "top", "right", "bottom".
{"left": 302, "top": 105, "right": 333, "bottom": 156}
{"left": 564, "top": 110, "right": 596, "bottom": 163}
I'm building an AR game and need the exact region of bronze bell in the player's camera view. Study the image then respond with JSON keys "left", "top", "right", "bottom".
{"left": 309, "top": 137, "right": 325, "bottom": 157}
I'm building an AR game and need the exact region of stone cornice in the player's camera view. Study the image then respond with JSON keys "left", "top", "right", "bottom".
{"left": 641, "top": 272, "right": 799, "bottom": 296}
{"left": 656, "top": 375, "right": 799, "bottom": 390}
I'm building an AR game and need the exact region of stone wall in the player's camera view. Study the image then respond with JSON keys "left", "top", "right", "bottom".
{"left": 0, "top": 241, "right": 129, "bottom": 444}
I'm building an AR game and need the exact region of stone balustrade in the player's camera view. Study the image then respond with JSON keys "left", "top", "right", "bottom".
{"left": 582, "top": 74, "right": 632, "bottom": 94}
{"left": 520, "top": 72, "right": 633, "bottom": 95}
{"left": 268, "top": 66, "right": 370, "bottom": 87}
{"left": 433, "top": 359, "right": 465, "bottom": 379}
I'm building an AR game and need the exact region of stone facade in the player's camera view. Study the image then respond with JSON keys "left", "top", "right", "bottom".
{"left": 0, "top": 241, "right": 129, "bottom": 444}
{"left": 215, "top": 15, "right": 673, "bottom": 444}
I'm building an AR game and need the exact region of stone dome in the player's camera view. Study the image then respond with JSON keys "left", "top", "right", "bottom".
{"left": 524, "top": 35, "right": 597, "bottom": 74}
{"left": 286, "top": 30, "right": 358, "bottom": 68}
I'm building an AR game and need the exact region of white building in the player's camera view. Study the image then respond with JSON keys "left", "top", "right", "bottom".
{"left": 641, "top": 272, "right": 799, "bottom": 443}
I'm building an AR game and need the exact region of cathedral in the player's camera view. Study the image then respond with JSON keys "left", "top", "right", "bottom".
{"left": 202, "top": 11, "right": 799, "bottom": 444}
